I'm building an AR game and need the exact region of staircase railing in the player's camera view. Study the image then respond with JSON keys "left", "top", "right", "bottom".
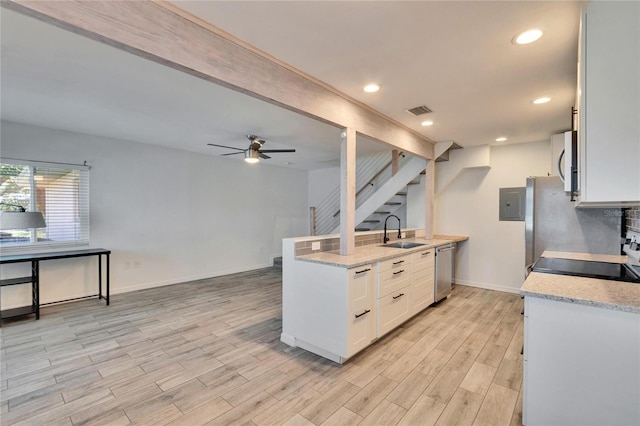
{"left": 313, "top": 151, "right": 411, "bottom": 235}
{"left": 332, "top": 151, "right": 404, "bottom": 218}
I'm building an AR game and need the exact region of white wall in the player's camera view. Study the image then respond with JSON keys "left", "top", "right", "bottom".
{"left": 0, "top": 121, "right": 309, "bottom": 307}
{"left": 410, "top": 141, "right": 552, "bottom": 293}
{"left": 308, "top": 167, "right": 340, "bottom": 210}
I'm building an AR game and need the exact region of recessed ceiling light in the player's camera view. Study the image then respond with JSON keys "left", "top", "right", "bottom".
{"left": 513, "top": 29, "right": 543, "bottom": 45}
{"left": 363, "top": 83, "right": 380, "bottom": 93}
{"left": 496, "top": 137, "right": 507, "bottom": 142}
{"left": 532, "top": 97, "right": 551, "bottom": 104}
{"left": 421, "top": 120, "right": 434, "bottom": 127}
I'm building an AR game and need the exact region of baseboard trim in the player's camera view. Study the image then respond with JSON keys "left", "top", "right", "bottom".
{"left": 280, "top": 333, "right": 296, "bottom": 347}
{"left": 112, "top": 262, "right": 275, "bottom": 295}
{"left": 455, "top": 279, "right": 522, "bottom": 294}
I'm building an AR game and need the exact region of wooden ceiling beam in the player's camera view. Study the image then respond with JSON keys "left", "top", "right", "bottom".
{"left": 3, "top": 0, "right": 434, "bottom": 159}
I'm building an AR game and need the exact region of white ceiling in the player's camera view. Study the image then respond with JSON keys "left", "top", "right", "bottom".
{"left": 1, "top": 1, "right": 583, "bottom": 169}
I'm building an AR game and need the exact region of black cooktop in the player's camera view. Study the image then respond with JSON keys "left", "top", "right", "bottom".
{"left": 532, "top": 257, "right": 640, "bottom": 283}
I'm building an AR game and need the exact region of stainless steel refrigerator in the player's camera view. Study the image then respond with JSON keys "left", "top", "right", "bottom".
{"left": 525, "top": 176, "right": 622, "bottom": 270}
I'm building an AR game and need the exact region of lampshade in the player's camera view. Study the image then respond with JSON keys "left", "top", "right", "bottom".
{"left": 0, "top": 211, "right": 47, "bottom": 230}
{"left": 244, "top": 150, "right": 260, "bottom": 164}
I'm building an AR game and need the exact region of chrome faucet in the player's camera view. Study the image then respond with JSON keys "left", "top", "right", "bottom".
{"left": 383, "top": 215, "right": 402, "bottom": 244}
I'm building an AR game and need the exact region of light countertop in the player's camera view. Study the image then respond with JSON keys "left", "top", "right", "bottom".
{"left": 542, "top": 250, "right": 628, "bottom": 264}
{"left": 521, "top": 251, "right": 640, "bottom": 314}
{"left": 296, "top": 235, "right": 468, "bottom": 268}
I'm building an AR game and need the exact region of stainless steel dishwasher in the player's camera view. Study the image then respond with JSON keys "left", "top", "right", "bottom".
{"left": 435, "top": 243, "right": 455, "bottom": 302}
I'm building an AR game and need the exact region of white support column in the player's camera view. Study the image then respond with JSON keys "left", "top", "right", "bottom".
{"left": 424, "top": 159, "right": 435, "bottom": 239}
{"left": 340, "top": 128, "right": 356, "bottom": 255}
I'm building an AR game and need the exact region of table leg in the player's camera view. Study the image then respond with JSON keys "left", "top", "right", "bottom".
{"left": 106, "top": 254, "right": 110, "bottom": 306}
{"left": 99, "top": 255, "right": 103, "bottom": 301}
{"left": 33, "top": 260, "right": 40, "bottom": 320}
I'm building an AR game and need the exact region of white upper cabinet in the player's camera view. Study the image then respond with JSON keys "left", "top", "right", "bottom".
{"left": 578, "top": 1, "right": 640, "bottom": 206}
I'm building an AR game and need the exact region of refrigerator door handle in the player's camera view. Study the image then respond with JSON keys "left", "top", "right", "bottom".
{"left": 558, "top": 148, "right": 566, "bottom": 183}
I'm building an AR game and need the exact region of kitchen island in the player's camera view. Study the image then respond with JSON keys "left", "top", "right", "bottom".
{"left": 520, "top": 251, "right": 640, "bottom": 426}
{"left": 281, "top": 230, "right": 467, "bottom": 363}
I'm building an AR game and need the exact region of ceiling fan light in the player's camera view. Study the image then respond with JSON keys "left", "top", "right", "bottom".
{"left": 244, "top": 150, "right": 260, "bottom": 163}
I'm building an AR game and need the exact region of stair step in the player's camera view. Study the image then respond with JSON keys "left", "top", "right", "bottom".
{"left": 407, "top": 180, "right": 420, "bottom": 185}
{"left": 374, "top": 211, "right": 391, "bottom": 215}
{"left": 355, "top": 228, "right": 370, "bottom": 232}
{"left": 384, "top": 202, "right": 402, "bottom": 205}
{"left": 396, "top": 192, "right": 407, "bottom": 196}
{"left": 362, "top": 220, "right": 380, "bottom": 223}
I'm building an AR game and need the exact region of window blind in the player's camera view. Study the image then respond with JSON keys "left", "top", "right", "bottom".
{"left": 0, "top": 159, "right": 90, "bottom": 252}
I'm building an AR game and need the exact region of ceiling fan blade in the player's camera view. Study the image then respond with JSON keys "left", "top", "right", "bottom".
{"left": 258, "top": 149, "right": 296, "bottom": 153}
{"left": 259, "top": 153, "right": 271, "bottom": 159}
{"left": 207, "top": 143, "right": 244, "bottom": 151}
{"left": 220, "top": 152, "right": 244, "bottom": 156}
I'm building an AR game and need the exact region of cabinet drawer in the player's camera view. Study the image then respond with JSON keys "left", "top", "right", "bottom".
{"left": 411, "top": 284, "right": 434, "bottom": 314}
{"left": 378, "top": 254, "right": 411, "bottom": 273}
{"left": 412, "top": 249, "right": 434, "bottom": 272}
{"left": 377, "top": 287, "right": 411, "bottom": 337}
{"left": 378, "top": 267, "right": 411, "bottom": 298}
{"left": 348, "top": 305, "right": 376, "bottom": 357}
{"left": 349, "top": 264, "right": 374, "bottom": 311}
{"left": 347, "top": 264, "right": 376, "bottom": 358}
{"left": 412, "top": 267, "right": 434, "bottom": 287}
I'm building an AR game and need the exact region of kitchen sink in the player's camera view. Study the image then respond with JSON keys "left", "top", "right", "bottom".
{"left": 381, "top": 242, "right": 426, "bottom": 249}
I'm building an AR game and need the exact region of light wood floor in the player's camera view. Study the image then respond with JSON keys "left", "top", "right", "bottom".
{"left": 0, "top": 267, "right": 524, "bottom": 426}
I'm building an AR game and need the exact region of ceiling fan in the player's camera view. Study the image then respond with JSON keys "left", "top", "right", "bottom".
{"left": 207, "top": 134, "right": 295, "bottom": 164}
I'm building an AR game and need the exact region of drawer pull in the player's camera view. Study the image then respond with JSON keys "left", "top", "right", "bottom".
{"left": 393, "top": 269, "right": 405, "bottom": 275}
{"left": 421, "top": 251, "right": 432, "bottom": 256}
{"left": 392, "top": 260, "right": 405, "bottom": 265}
{"left": 355, "top": 268, "right": 371, "bottom": 274}
{"left": 355, "top": 309, "right": 371, "bottom": 319}
{"left": 392, "top": 293, "right": 405, "bottom": 300}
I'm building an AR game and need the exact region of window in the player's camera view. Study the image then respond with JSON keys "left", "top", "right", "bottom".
{"left": 0, "top": 159, "right": 89, "bottom": 251}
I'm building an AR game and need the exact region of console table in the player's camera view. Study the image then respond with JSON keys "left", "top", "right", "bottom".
{"left": 0, "top": 248, "right": 111, "bottom": 322}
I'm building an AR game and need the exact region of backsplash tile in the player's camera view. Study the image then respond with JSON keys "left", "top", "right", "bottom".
{"left": 295, "top": 230, "right": 416, "bottom": 256}
{"left": 627, "top": 208, "right": 640, "bottom": 232}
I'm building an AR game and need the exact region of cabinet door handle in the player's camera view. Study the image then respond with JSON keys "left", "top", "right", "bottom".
{"left": 421, "top": 251, "right": 431, "bottom": 256}
{"left": 355, "top": 309, "right": 371, "bottom": 318}
{"left": 393, "top": 293, "right": 405, "bottom": 300}
{"left": 393, "top": 269, "right": 405, "bottom": 275}
{"left": 392, "top": 260, "right": 405, "bottom": 265}
{"left": 355, "top": 268, "right": 371, "bottom": 274}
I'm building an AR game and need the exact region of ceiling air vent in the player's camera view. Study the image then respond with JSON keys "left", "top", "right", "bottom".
{"left": 405, "top": 105, "right": 432, "bottom": 116}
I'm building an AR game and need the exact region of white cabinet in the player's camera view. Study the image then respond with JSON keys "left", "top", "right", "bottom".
{"left": 410, "top": 248, "right": 435, "bottom": 315}
{"left": 578, "top": 1, "right": 640, "bottom": 206}
{"left": 523, "top": 296, "right": 640, "bottom": 425}
{"left": 377, "top": 254, "right": 411, "bottom": 297}
{"left": 282, "top": 245, "right": 442, "bottom": 363}
{"left": 376, "top": 254, "right": 412, "bottom": 336}
{"left": 283, "top": 260, "right": 376, "bottom": 363}
{"left": 347, "top": 265, "right": 376, "bottom": 356}
{"left": 377, "top": 289, "right": 411, "bottom": 336}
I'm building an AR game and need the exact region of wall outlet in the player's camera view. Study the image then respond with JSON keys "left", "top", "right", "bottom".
{"left": 133, "top": 260, "right": 141, "bottom": 269}
{"left": 311, "top": 241, "right": 321, "bottom": 251}
{"left": 124, "top": 262, "right": 131, "bottom": 270}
